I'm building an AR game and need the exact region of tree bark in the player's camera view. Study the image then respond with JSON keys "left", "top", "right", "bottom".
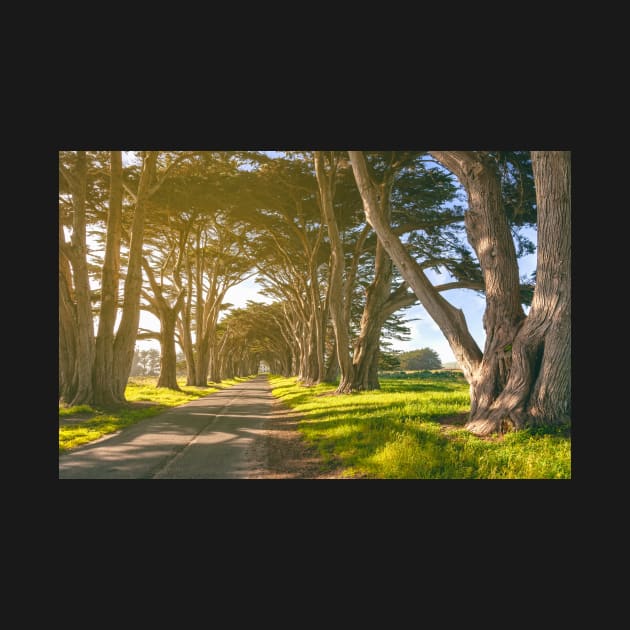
{"left": 156, "top": 308, "right": 181, "bottom": 389}
{"left": 65, "top": 151, "right": 95, "bottom": 406}
{"left": 314, "top": 151, "right": 354, "bottom": 393}
{"left": 93, "top": 151, "right": 123, "bottom": 405}
{"left": 430, "top": 152, "right": 525, "bottom": 422}
{"left": 112, "top": 151, "right": 158, "bottom": 399}
{"left": 178, "top": 251, "right": 196, "bottom": 385}
{"left": 349, "top": 150, "right": 570, "bottom": 436}
{"left": 349, "top": 226, "right": 394, "bottom": 390}
{"left": 142, "top": 257, "right": 186, "bottom": 390}
{"left": 465, "top": 151, "right": 571, "bottom": 434}
{"left": 59, "top": 222, "right": 78, "bottom": 403}
{"left": 323, "top": 338, "right": 339, "bottom": 383}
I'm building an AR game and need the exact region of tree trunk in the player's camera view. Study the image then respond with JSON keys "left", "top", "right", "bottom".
{"left": 323, "top": 339, "right": 339, "bottom": 383}
{"left": 349, "top": 150, "right": 570, "bottom": 435}
{"left": 93, "top": 151, "right": 124, "bottom": 406}
{"left": 59, "top": 239, "right": 78, "bottom": 403}
{"left": 66, "top": 152, "right": 95, "bottom": 406}
{"left": 176, "top": 308, "right": 196, "bottom": 385}
{"left": 349, "top": 232, "right": 393, "bottom": 390}
{"left": 208, "top": 340, "right": 221, "bottom": 383}
{"left": 178, "top": 256, "right": 196, "bottom": 385}
{"left": 142, "top": 257, "right": 186, "bottom": 391}
{"left": 429, "top": 152, "right": 525, "bottom": 422}
{"left": 314, "top": 151, "right": 355, "bottom": 393}
{"left": 157, "top": 310, "right": 180, "bottom": 389}
{"left": 349, "top": 150, "right": 557, "bottom": 437}
{"left": 352, "top": 317, "right": 383, "bottom": 390}
{"left": 301, "top": 317, "right": 322, "bottom": 385}
{"left": 180, "top": 326, "right": 196, "bottom": 385}
{"left": 465, "top": 151, "right": 571, "bottom": 434}
{"left": 112, "top": 151, "right": 158, "bottom": 400}
{"left": 193, "top": 343, "right": 210, "bottom": 386}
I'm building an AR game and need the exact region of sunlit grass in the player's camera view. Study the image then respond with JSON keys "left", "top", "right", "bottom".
{"left": 269, "top": 375, "right": 571, "bottom": 479}
{"left": 59, "top": 375, "right": 255, "bottom": 454}
{"left": 58, "top": 404, "right": 95, "bottom": 418}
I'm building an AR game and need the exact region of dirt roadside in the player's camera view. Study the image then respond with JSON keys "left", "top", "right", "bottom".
{"left": 251, "top": 394, "right": 345, "bottom": 479}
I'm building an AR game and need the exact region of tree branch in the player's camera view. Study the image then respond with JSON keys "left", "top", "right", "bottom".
{"left": 435, "top": 281, "right": 485, "bottom": 292}
{"left": 59, "top": 163, "right": 75, "bottom": 189}
{"left": 123, "top": 182, "right": 138, "bottom": 203}
{"left": 148, "top": 154, "right": 189, "bottom": 197}
{"left": 59, "top": 240, "right": 75, "bottom": 264}
{"left": 392, "top": 215, "right": 464, "bottom": 237}
{"left": 137, "top": 330, "right": 161, "bottom": 340}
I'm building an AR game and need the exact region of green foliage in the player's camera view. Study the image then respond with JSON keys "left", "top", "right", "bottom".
{"left": 59, "top": 375, "right": 255, "bottom": 453}
{"left": 378, "top": 351, "right": 401, "bottom": 371}
{"left": 399, "top": 347, "right": 442, "bottom": 370}
{"left": 493, "top": 151, "right": 537, "bottom": 226}
{"left": 269, "top": 375, "right": 570, "bottom": 479}
{"left": 384, "top": 370, "right": 462, "bottom": 380}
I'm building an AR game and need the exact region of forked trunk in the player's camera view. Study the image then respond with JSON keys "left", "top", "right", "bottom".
{"left": 59, "top": 259, "right": 78, "bottom": 403}
{"left": 350, "top": 150, "right": 569, "bottom": 436}
{"left": 93, "top": 151, "right": 124, "bottom": 406}
{"left": 314, "top": 151, "right": 354, "bottom": 392}
{"left": 112, "top": 152, "right": 158, "bottom": 400}
{"left": 429, "top": 153, "right": 526, "bottom": 423}
{"left": 465, "top": 151, "right": 571, "bottom": 434}
{"left": 64, "top": 152, "right": 95, "bottom": 406}
{"left": 348, "top": 235, "right": 393, "bottom": 391}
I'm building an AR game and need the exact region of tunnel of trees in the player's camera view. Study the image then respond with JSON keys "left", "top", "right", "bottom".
{"left": 59, "top": 150, "right": 570, "bottom": 436}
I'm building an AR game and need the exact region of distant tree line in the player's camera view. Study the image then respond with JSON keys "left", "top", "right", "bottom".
{"left": 399, "top": 348, "right": 443, "bottom": 371}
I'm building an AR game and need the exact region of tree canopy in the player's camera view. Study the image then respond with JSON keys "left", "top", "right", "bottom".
{"left": 59, "top": 149, "right": 569, "bottom": 437}
{"left": 399, "top": 348, "right": 443, "bottom": 371}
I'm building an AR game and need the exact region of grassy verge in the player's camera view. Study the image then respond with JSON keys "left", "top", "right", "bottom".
{"left": 59, "top": 375, "right": 255, "bottom": 454}
{"left": 269, "top": 374, "right": 571, "bottom": 479}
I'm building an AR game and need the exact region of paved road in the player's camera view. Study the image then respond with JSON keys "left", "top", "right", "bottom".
{"left": 59, "top": 376, "right": 273, "bottom": 479}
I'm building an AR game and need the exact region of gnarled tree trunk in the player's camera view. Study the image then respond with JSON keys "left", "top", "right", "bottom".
{"left": 93, "top": 151, "right": 124, "bottom": 406}
{"left": 59, "top": 152, "right": 95, "bottom": 406}
{"left": 349, "top": 227, "right": 394, "bottom": 391}
{"left": 314, "top": 151, "right": 355, "bottom": 393}
{"left": 465, "top": 151, "right": 571, "bottom": 434}
{"left": 66, "top": 152, "right": 95, "bottom": 406}
{"left": 59, "top": 223, "right": 78, "bottom": 403}
{"left": 349, "top": 150, "right": 570, "bottom": 436}
{"left": 112, "top": 151, "right": 158, "bottom": 400}
{"left": 430, "top": 152, "right": 525, "bottom": 424}
{"left": 156, "top": 308, "right": 181, "bottom": 389}
{"left": 142, "top": 257, "right": 186, "bottom": 390}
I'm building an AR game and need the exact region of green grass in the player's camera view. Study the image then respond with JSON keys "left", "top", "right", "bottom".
{"left": 59, "top": 375, "right": 255, "bottom": 454}
{"left": 269, "top": 374, "right": 571, "bottom": 479}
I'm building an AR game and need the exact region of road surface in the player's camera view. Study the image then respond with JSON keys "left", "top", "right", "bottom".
{"left": 59, "top": 375, "right": 273, "bottom": 479}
